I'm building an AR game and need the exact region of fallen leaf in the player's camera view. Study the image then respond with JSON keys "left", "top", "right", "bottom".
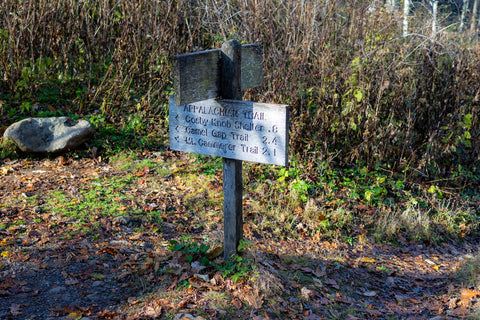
{"left": 193, "top": 273, "right": 210, "bottom": 282}
{"left": 175, "top": 314, "right": 195, "bottom": 320}
{"left": 458, "top": 297, "right": 472, "bottom": 309}
{"left": 461, "top": 288, "right": 480, "bottom": 300}
{"left": 335, "top": 292, "right": 353, "bottom": 303}
{"left": 365, "top": 309, "right": 383, "bottom": 317}
{"left": 128, "top": 297, "right": 139, "bottom": 305}
{"left": 66, "top": 312, "right": 83, "bottom": 320}
{"left": 91, "top": 273, "right": 106, "bottom": 280}
{"left": 362, "top": 290, "right": 377, "bottom": 297}
{"left": 206, "top": 246, "right": 223, "bottom": 259}
{"left": 425, "top": 259, "right": 436, "bottom": 265}
{"left": 98, "top": 247, "right": 118, "bottom": 255}
{"left": 0, "top": 166, "right": 14, "bottom": 175}
{"left": 359, "top": 257, "right": 377, "bottom": 263}
{"left": 312, "top": 278, "right": 323, "bottom": 287}
{"left": 324, "top": 278, "right": 340, "bottom": 289}
{"left": 237, "top": 287, "right": 263, "bottom": 309}
{"left": 447, "top": 297, "right": 459, "bottom": 309}
{"left": 97, "top": 309, "right": 116, "bottom": 319}
{"left": 176, "top": 299, "right": 190, "bottom": 309}
{"left": 231, "top": 298, "right": 242, "bottom": 309}
{"left": 449, "top": 305, "right": 468, "bottom": 317}
{"left": 10, "top": 303, "right": 22, "bottom": 316}
{"left": 0, "top": 238, "right": 15, "bottom": 246}
{"left": 65, "top": 278, "right": 79, "bottom": 285}
{"left": 301, "top": 287, "right": 314, "bottom": 300}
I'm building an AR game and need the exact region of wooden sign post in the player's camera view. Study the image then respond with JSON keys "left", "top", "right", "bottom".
{"left": 170, "top": 40, "right": 289, "bottom": 259}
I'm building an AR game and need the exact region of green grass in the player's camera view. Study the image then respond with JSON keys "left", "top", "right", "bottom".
{"left": 46, "top": 175, "right": 143, "bottom": 225}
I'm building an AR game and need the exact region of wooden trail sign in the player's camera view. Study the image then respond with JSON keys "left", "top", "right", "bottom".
{"left": 169, "top": 97, "right": 289, "bottom": 166}
{"left": 170, "top": 40, "right": 289, "bottom": 259}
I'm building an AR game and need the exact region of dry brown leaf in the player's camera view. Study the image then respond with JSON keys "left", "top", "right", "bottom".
{"left": 98, "top": 247, "right": 118, "bottom": 255}
{"left": 335, "top": 292, "right": 353, "bottom": 304}
{"left": 460, "top": 288, "right": 480, "bottom": 300}
{"left": 206, "top": 246, "right": 223, "bottom": 260}
{"left": 325, "top": 278, "right": 340, "bottom": 289}
{"left": 447, "top": 297, "right": 459, "bottom": 309}
{"left": 458, "top": 297, "right": 472, "bottom": 309}
{"left": 450, "top": 305, "right": 468, "bottom": 317}
{"left": 365, "top": 309, "right": 383, "bottom": 317}
{"left": 176, "top": 299, "right": 190, "bottom": 309}
{"left": 231, "top": 298, "right": 243, "bottom": 309}
{"left": 97, "top": 310, "right": 116, "bottom": 319}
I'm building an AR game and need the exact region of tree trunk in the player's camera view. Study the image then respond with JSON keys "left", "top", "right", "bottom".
{"left": 460, "top": 0, "right": 469, "bottom": 31}
{"left": 431, "top": 0, "right": 438, "bottom": 35}
{"left": 403, "top": 0, "right": 410, "bottom": 36}
{"left": 471, "top": 0, "right": 479, "bottom": 34}
{"left": 386, "top": 0, "right": 396, "bottom": 12}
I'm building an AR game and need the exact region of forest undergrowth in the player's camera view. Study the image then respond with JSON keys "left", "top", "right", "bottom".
{"left": 1, "top": 0, "right": 479, "bottom": 244}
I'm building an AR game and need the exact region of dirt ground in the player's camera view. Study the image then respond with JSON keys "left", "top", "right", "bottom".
{"left": 1, "top": 155, "right": 480, "bottom": 319}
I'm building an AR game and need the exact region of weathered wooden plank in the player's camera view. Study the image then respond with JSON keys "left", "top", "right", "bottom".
{"left": 173, "top": 43, "right": 263, "bottom": 106}
{"left": 221, "top": 40, "right": 243, "bottom": 101}
{"left": 241, "top": 43, "right": 263, "bottom": 91}
{"left": 222, "top": 157, "right": 243, "bottom": 259}
{"left": 220, "top": 40, "right": 243, "bottom": 261}
{"left": 173, "top": 49, "right": 221, "bottom": 106}
{"left": 169, "top": 96, "right": 289, "bottom": 166}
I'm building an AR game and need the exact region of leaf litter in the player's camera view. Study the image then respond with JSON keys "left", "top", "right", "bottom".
{"left": 1, "top": 153, "right": 480, "bottom": 319}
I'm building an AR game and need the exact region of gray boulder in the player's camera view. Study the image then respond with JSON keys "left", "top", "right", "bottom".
{"left": 3, "top": 117, "right": 94, "bottom": 153}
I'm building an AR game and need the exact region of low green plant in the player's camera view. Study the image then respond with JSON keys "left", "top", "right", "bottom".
{"left": 177, "top": 279, "right": 191, "bottom": 290}
{"left": 217, "top": 254, "right": 255, "bottom": 283}
{"left": 167, "top": 237, "right": 255, "bottom": 283}
{"left": 0, "top": 138, "right": 18, "bottom": 159}
{"left": 168, "top": 236, "right": 211, "bottom": 266}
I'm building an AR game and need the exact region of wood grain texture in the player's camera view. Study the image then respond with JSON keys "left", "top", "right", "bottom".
{"left": 241, "top": 43, "right": 263, "bottom": 91}
{"left": 173, "top": 49, "right": 221, "bottom": 106}
{"left": 173, "top": 43, "right": 263, "bottom": 106}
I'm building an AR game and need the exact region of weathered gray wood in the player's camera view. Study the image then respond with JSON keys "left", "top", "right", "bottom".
{"left": 173, "top": 43, "right": 263, "bottom": 106}
{"left": 221, "top": 40, "right": 243, "bottom": 260}
{"left": 174, "top": 49, "right": 221, "bottom": 106}
{"left": 223, "top": 157, "right": 243, "bottom": 260}
{"left": 169, "top": 97, "right": 289, "bottom": 166}
{"left": 171, "top": 41, "right": 286, "bottom": 261}
{"left": 241, "top": 43, "right": 263, "bottom": 91}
